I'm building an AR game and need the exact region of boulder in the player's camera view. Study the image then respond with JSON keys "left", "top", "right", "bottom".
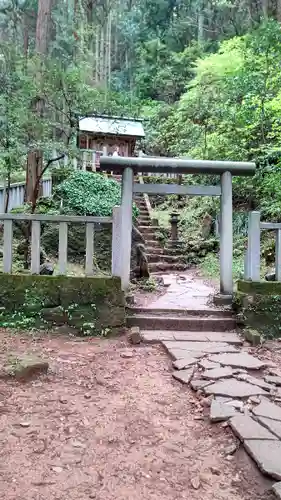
{"left": 40, "top": 262, "right": 54, "bottom": 275}
{"left": 265, "top": 271, "right": 276, "bottom": 282}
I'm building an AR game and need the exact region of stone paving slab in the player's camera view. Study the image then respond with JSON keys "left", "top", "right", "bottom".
{"left": 208, "top": 353, "right": 265, "bottom": 370}
{"left": 172, "top": 332, "right": 209, "bottom": 342}
{"left": 203, "top": 367, "right": 233, "bottom": 380}
{"left": 204, "top": 332, "right": 242, "bottom": 345}
{"left": 163, "top": 341, "right": 238, "bottom": 356}
{"left": 235, "top": 373, "right": 272, "bottom": 391}
{"left": 172, "top": 331, "right": 241, "bottom": 343}
{"left": 244, "top": 440, "right": 281, "bottom": 480}
{"left": 230, "top": 414, "right": 277, "bottom": 441}
{"left": 199, "top": 359, "right": 220, "bottom": 370}
{"left": 141, "top": 331, "right": 175, "bottom": 342}
{"left": 172, "top": 368, "right": 194, "bottom": 385}
{"left": 210, "top": 399, "right": 237, "bottom": 422}
{"left": 256, "top": 416, "right": 281, "bottom": 440}
{"left": 190, "top": 378, "right": 213, "bottom": 391}
{"left": 166, "top": 348, "right": 205, "bottom": 360}
{"left": 252, "top": 400, "right": 281, "bottom": 422}
{"left": 173, "top": 356, "right": 198, "bottom": 370}
{"left": 204, "top": 379, "right": 267, "bottom": 398}
{"left": 265, "top": 376, "right": 281, "bottom": 386}
{"left": 272, "top": 482, "right": 281, "bottom": 498}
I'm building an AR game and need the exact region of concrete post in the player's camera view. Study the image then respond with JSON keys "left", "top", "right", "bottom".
{"left": 112, "top": 206, "right": 122, "bottom": 277}
{"left": 120, "top": 168, "right": 134, "bottom": 290}
{"left": 92, "top": 151, "right": 96, "bottom": 171}
{"left": 247, "top": 211, "right": 260, "bottom": 281}
{"left": 220, "top": 171, "right": 233, "bottom": 295}
{"left": 275, "top": 230, "right": 281, "bottom": 281}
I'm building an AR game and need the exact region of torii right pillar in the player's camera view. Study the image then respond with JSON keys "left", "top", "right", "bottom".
{"left": 220, "top": 171, "right": 233, "bottom": 295}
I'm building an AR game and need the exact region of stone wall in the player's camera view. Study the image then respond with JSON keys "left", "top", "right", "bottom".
{"left": 0, "top": 274, "right": 125, "bottom": 336}
{"left": 234, "top": 280, "right": 281, "bottom": 339}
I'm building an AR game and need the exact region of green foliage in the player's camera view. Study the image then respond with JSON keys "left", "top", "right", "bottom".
{"left": 56, "top": 170, "right": 138, "bottom": 218}
{"left": 56, "top": 170, "right": 121, "bottom": 216}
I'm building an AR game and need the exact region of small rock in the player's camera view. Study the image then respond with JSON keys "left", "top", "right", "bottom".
{"left": 265, "top": 375, "right": 281, "bottom": 386}
{"left": 120, "top": 351, "right": 134, "bottom": 359}
{"left": 126, "top": 294, "right": 135, "bottom": 305}
{"left": 202, "top": 396, "right": 212, "bottom": 408}
{"left": 265, "top": 271, "right": 276, "bottom": 281}
{"left": 210, "top": 466, "right": 221, "bottom": 476}
{"left": 0, "top": 354, "right": 49, "bottom": 381}
{"left": 224, "top": 443, "right": 238, "bottom": 456}
{"left": 221, "top": 421, "right": 229, "bottom": 428}
{"left": 71, "top": 440, "right": 86, "bottom": 449}
{"left": 84, "top": 393, "right": 91, "bottom": 400}
{"left": 248, "top": 396, "right": 260, "bottom": 405}
{"left": 20, "top": 421, "right": 31, "bottom": 428}
{"left": 128, "top": 327, "right": 142, "bottom": 345}
{"left": 244, "top": 329, "right": 261, "bottom": 346}
{"left": 226, "top": 455, "right": 234, "bottom": 461}
{"left": 89, "top": 495, "right": 96, "bottom": 499}
{"left": 40, "top": 262, "right": 54, "bottom": 275}
{"left": 52, "top": 466, "right": 63, "bottom": 473}
{"left": 231, "top": 474, "right": 241, "bottom": 487}
{"left": 190, "top": 477, "right": 201, "bottom": 490}
{"left": 59, "top": 396, "right": 68, "bottom": 404}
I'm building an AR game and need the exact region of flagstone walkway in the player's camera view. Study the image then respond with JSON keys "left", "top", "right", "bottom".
{"left": 140, "top": 273, "right": 281, "bottom": 498}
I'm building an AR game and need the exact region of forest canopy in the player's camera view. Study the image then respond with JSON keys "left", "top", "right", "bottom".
{"left": 1, "top": 0, "right": 281, "bottom": 218}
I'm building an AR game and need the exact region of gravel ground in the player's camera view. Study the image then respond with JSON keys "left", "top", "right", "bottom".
{"left": 0, "top": 331, "right": 275, "bottom": 500}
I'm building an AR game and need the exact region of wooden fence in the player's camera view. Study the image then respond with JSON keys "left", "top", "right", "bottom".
{"left": 0, "top": 178, "right": 52, "bottom": 212}
{"left": 0, "top": 211, "right": 122, "bottom": 278}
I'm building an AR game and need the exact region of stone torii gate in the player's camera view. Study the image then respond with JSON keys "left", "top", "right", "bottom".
{"left": 100, "top": 156, "right": 256, "bottom": 295}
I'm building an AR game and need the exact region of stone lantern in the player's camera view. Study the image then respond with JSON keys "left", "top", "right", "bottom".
{"left": 170, "top": 212, "right": 180, "bottom": 243}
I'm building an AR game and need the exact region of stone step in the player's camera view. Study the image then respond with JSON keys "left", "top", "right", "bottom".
{"left": 146, "top": 246, "right": 164, "bottom": 254}
{"left": 164, "top": 247, "right": 186, "bottom": 256}
{"left": 139, "top": 225, "right": 159, "bottom": 231}
{"left": 147, "top": 253, "right": 185, "bottom": 263}
{"left": 127, "top": 307, "right": 234, "bottom": 318}
{"left": 138, "top": 215, "right": 151, "bottom": 221}
{"left": 138, "top": 216, "right": 151, "bottom": 222}
{"left": 148, "top": 262, "right": 188, "bottom": 273}
{"left": 126, "top": 315, "right": 237, "bottom": 331}
{"left": 145, "top": 240, "right": 163, "bottom": 248}
{"left": 140, "top": 330, "right": 242, "bottom": 345}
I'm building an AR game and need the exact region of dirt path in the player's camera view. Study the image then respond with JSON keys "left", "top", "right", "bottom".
{"left": 0, "top": 332, "right": 274, "bottom": 500}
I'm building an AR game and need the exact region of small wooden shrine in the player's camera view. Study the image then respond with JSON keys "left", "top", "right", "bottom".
{"left": 78, "top": 115, "right": 145, "bottom": 170}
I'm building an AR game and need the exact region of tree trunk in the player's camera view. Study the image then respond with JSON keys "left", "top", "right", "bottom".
{"left": 277, "top": 0, "right": 281, "bottom": 21}
{"left": 262, "top": 0, "right": 268, "bottom": 18}
{"left": 198, "top": 10, "right": 204, "bottom": 44}
{"left": 26, "top": 0, "right": 53, "bottom": 211}
{"left": 35, "top": 0, "right": 53, "bottom": 55}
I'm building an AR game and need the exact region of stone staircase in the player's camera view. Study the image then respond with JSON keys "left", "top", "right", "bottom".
{"left": 134, "top": 193, "right": 188, "bottom": 274}
{"left": 126, "top": 306, "right": 237, "bottom": 338}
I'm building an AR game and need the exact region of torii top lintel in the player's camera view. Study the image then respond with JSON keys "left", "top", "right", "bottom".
{"left": 100, "top": 156, "right": 256, "bottom": 176}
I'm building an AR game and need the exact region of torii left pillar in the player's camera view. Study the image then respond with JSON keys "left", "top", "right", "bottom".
{"left": 120, "top": 167, "right": 134, "bottom": 290}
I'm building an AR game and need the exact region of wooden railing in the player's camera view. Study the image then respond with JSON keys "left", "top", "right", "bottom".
{"left": 0, "top": 212, "right": 122, "bottom": 277}
{"left": 0, "top": 178, "right": 52, "bottom": 212}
